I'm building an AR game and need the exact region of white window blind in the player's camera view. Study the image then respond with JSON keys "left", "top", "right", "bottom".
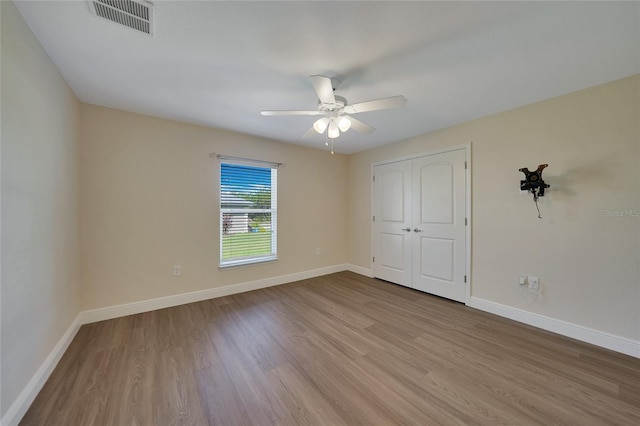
{"left": 220, "top": 160, "right": 277, "bottom": 267}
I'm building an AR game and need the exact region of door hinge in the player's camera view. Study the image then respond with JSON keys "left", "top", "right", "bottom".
{"left": 464, "top": 275, "right": 467, "bottom": 283}
{"left": 373, "top": 175, "right": 376, "bottom": 182}
{"left": 373, "top": 256, "right": 375, "bottom": 263}
{"left": 465, "top": 218, "right": 468, "bottom": 226}
{"left": 373, "top": 216, "right": 375, "bottom": 222}
{"left": 464, "top": 161, "right": 467, "bottom": 169}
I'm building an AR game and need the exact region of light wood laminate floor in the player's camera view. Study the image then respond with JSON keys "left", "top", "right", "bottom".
{"left": 21, "top": 272, "right": 640, "bottom": 425}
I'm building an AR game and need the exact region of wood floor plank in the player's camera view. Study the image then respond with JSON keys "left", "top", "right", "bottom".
{"left": 206, "top": 304, "right": 289, "bottom": 425}
{"left": 358, "top": 350, "right": 475, "bottom": 425}
{"left": 270, "top": 330, "right": 400, "bottom": 425}
{"left": 20, "top": 272, "right": 640, "bottom": 425}
{"left": 196, "top": 362, "right": 253, "bottom": 426}
{"left": 421, "top": 368, "right": 540, "bottom": 426}
{"left": 104, "top": 326, "right": 154, "bottom": 426}
{"left": 152, "top": 346, "right": 208, "bottom": 426}
{"left": 266, "top": 362, "right": 345, "bottom": 426}
{"left": 288, "top": 285, "right": 377, "bottom": 330}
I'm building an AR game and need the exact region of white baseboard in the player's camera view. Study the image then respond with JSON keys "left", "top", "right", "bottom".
{"left": 1, "top": 314, "right": 83, "bottom": 426}
{"left": 81, "top": 264, "right": 348, "bottom": 324}
{"left": 468, "top": 296, "right": 640, "bottom": 358}
{"left": 346, "top": 263, "right": 373, "bottom": 277}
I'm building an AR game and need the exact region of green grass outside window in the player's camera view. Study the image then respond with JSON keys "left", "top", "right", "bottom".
{"left": 222, "top": 232, "right": 272, "bottom": 259}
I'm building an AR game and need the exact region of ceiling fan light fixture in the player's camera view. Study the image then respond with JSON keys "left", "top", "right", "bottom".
{"left": 327, "top": 120, "right": 340, "bottom": 139}
{"left": 313, "top": 117, "right": 329, "bottom": 133}
{"left": 260, "top": 75, "right": 405, "bottom": 146}
{"left": 337, "top": 116, "right": 351, "bottom": 132}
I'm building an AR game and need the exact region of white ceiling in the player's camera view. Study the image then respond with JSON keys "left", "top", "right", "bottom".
{"left": 14, "top": 1, "right": 640, "bottom": 154}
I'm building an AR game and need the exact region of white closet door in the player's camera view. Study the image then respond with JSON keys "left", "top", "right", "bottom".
{"left": 411, "top": 149, "right": 466, "bottom": 302}
{"left": 372, "top": 159, "right": 413, "bottom": 287}
{"left": 372, "top": 148, "right": 468, "bottom": 303}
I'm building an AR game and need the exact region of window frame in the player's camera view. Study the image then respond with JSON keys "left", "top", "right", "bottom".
{"left": 219, "top": 158, "right": 278, "bottom": 268}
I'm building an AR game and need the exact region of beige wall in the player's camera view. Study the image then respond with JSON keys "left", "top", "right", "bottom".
{"left": 348, "top": 75, "right": 640, "bottom": 340}
{"left": 1, "top": 1, "right": 81, "bottom": 418}
{"left": 79, "top": 105, "right": 348, "bottom": 310}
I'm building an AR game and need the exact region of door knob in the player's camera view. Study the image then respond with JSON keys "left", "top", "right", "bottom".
{"left": 401, "top": 228, "right": 411, "bottom": 232}
{"left": 413, "top": 228, "right": 423, "bottom": 232}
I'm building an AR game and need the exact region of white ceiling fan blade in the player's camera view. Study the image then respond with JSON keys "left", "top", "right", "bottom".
{"left": 348, "top": 117, "right": 375, "bottom": 134}
{"left": 309, "top": 75, "right": 336, "bottom": 106}
{"left": 344, "top": 95, "right": 406, "bottom": 114}
{"left": 260, "top": 110, "right": 322, "bottom": 116}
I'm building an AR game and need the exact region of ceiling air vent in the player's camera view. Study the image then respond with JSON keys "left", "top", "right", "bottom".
{"left": 88, "top": 0, "right": 154, "bottom": 36}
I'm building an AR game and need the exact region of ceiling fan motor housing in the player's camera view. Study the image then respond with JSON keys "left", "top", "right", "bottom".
{"left": 318, "top": 96, "right": 347, "bottom": 112}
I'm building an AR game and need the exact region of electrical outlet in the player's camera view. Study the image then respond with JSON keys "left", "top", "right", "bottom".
{"left": 172, "top": 265, "right": 182, "bottom": 276}
{"left": 315, "top": 248, "right": 321, "bottom": 256}
{"left": 518, "top": 275, "right": 528, "bottom": 287}
{"left": 529, "top": 276, "right": 539, "bottom": 290}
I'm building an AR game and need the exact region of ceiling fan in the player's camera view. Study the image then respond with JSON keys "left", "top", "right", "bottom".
{"left": 260, "top": 75, "right": 407, "bottom": 140}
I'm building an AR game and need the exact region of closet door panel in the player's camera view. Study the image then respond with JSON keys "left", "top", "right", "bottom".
{"left": 412, "top": 149, "right": 466, "bottom": 302}
{"left": 372, "top": 160, "right": 413, "bottom": 287}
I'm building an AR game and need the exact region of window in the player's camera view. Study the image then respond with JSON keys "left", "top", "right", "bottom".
{"left": 220, "top": 160, "right": 277, "bottom": 267}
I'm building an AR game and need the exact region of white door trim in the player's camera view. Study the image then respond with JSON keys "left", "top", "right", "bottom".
{"left": 370, "top": 143, "right": 472, "bottom": 304}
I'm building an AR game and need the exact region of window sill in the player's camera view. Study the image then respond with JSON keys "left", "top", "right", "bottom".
{"left": 219, "top": 256, "right": 278, "bottom": 269}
